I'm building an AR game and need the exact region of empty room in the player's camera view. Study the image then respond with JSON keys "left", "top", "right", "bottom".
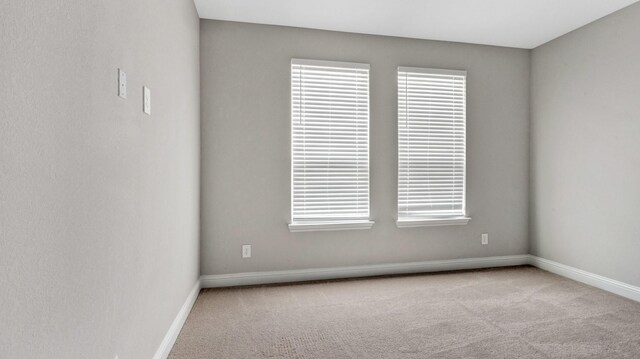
{"left": 3, "top": 0, "right": 640, "bottom": 358}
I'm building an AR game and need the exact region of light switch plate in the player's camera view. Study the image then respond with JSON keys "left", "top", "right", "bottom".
{"left": 118, "top": 69, "right": 126, "bottom": 99}
{"left": 143, "top": 86, "right": 151, "bottom": 115}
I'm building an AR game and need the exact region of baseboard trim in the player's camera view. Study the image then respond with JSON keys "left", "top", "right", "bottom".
{"left": 153, "top": 280, "right": 201, "bottom": 359}
{"left": 528, "top": 255, "right": 640, "bottom": 303}
{"left": 200, "top": 255, "right": 530, "bottom": 288}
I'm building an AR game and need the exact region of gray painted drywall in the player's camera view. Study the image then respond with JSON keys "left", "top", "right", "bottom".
{"left": 200, "top": 20, "right": 530, "bottom": 275}
{"left": 0, "top": 1, "right": 199, "bottom": 358}
{"left": 530, "top": 3, "right": 640, "bottom": 287}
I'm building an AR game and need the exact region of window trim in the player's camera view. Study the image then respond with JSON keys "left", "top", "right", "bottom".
{"left": 395, "top": 217, "right": 471, "bottom": 228}
{"left": 289, "top": 58, "right": 373, "bottom": 232}
{"left": 289, "top": 220, "right": 375, "bottom": 233}
{"left": 290, "top": 58, "right": 370, "bottom": 70}
{"left": 396, "top": 66, "right": 469, "bottom": 226}
{"left": 397, "top": 66, "right": 467, "bottom": 77}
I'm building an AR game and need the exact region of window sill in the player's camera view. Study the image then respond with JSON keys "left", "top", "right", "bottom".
{"left": 395, "top": 217, "right": 471, "bottom": 228}
{"left": 289, "top": 220, "right": 375, "bottom": 233}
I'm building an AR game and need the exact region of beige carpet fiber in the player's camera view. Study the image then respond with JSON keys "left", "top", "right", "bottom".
{"left": 169, "top": 266, "right": 640, "bottom": 358}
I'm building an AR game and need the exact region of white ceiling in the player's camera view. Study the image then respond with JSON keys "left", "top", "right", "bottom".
{"left": 194, "top": 0, "right": 638, "bottom": 49}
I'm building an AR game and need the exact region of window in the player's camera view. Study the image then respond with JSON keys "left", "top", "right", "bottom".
{"left": 289, "top": 59, "right": 373, "bottom": 232}
{"left": 397, "top": 67, "right": 470, "bottom": 227}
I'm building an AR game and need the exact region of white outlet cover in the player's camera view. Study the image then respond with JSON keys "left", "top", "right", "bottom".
{"left": 242, "top": 245, "right": 251, "bottom": 258}
{"left": 481, "top": 234, "right": 489, "bottom": 245}
{"left": 118, "top": 69, "right": 126, "bottom": 99}
{"left": 143, "top": 86, "right": 151, "bottom": 115}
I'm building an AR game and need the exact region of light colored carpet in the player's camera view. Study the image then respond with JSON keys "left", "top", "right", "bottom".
{"left": 169, "top": 266, "right": 640, "bottom": 358}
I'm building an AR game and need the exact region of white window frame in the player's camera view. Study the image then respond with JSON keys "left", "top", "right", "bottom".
{"left": 289, "top": 59, "right": 374, "bottom": 232}
{"left": 396, "top": 66, "right": 471, "bottom": 228}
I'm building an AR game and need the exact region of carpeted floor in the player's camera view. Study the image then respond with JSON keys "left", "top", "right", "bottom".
{"left": 168, "top": 266, "right": 640, "bottom": 358}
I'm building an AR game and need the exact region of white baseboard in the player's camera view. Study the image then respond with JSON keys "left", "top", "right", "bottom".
{"left": 528, "top": 255, "right": 640, "bottom": 303}
{"left": 153, "top": 280, "right": 201, "bottom": 359}
{"left": 200, "top": 255, "right": 530, "bottom": 288}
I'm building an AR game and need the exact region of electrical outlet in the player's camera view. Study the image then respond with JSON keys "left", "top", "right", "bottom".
{"left": 242, "top": 245, "right": 251, "bottom": 258}
{"left": 481, "top": 233, "right": 489, "bottom": 245}
{"left": 118, "top": 69, "right": 126, "bottom": 98}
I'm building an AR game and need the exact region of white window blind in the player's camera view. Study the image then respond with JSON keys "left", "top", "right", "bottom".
{"left": 291, "top": 59, "right": 371, "bottom": 227}
{"left": 397, "top": 67, "right": 467, "bottom": 222}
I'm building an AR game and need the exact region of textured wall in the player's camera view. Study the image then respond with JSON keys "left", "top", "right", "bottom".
{"left": 0, "top": 1, "right": 200, "bottom": 358}
{"left": 200, "top": 21, "right": 530, "bottom": 275}
{"left": 530, "top": 3, "right": 640, "bottom": 286}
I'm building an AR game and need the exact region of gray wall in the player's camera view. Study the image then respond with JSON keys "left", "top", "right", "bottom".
{"left": 530, "top": 3, "right": 640, "bottom": 286}
{"left": 200, "top": 20, "right": 530, "bottom": 275}
{"left": 0, "top": 1, "right": 200, "bottom": 358}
